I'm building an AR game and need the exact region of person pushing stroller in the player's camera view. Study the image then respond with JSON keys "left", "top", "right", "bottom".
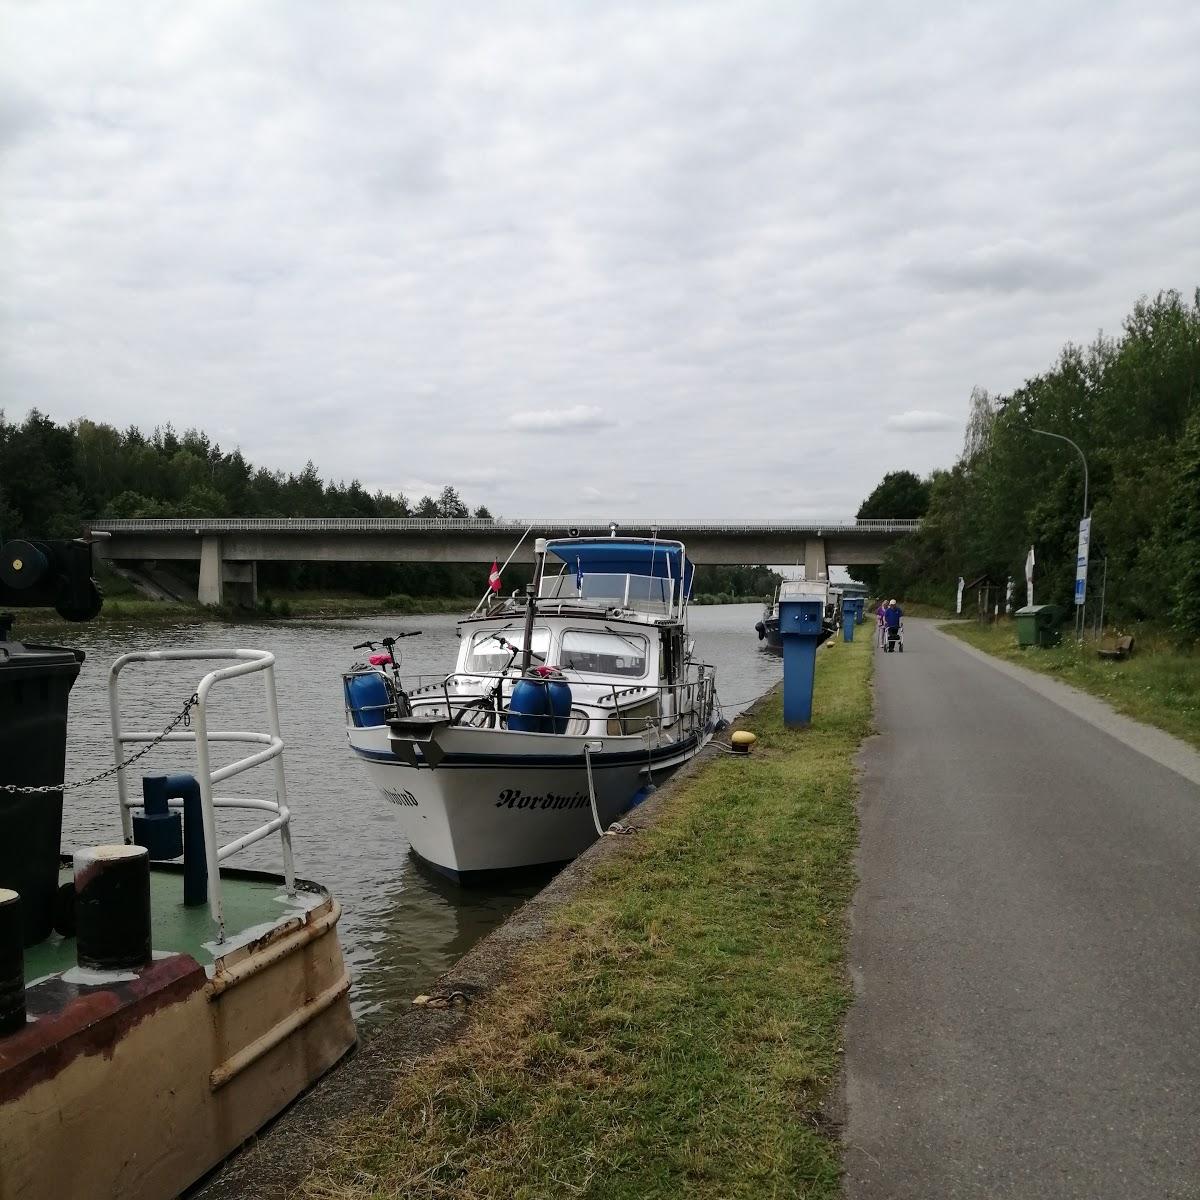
{"left": 882, "top": 599, "right": 904, "bottom": 652}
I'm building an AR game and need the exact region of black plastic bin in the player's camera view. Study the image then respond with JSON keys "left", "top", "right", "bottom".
{"left": 0, "top": 638, "right": 84, "bottom": 946}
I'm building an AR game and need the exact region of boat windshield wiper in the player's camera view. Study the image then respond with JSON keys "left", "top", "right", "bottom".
{"left": 603, "top": 626, "right": 645, "bottom": 655}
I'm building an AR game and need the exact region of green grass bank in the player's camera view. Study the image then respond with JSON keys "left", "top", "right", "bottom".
{"left": 299, "top": 634, "right": 873, "bottom": 1200}
{"left": 942, "top": 620, "right": 1200, "bottom": 751}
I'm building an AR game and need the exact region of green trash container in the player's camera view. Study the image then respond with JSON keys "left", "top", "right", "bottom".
{"left": 1014, "top": 605, "right": 1060, "bottom": 648}
{"left": 1035, "top": 605, "right": 1062, "bottom": 647}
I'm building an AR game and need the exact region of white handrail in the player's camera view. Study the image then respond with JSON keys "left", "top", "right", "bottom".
{"left": 108, "top": 648, "right": 296, "bottom": 943}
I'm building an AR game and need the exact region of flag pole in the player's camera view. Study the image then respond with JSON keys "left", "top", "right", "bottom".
{"left": 472, "top": 526, "right": 533, "bottom": 615}
{"left": 520, "top": 539, "right": 548, "bottom": 674}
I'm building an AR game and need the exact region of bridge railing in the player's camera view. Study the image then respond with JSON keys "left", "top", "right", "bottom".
{"left": 90, "top": 517, "right": 923, "bottom": 534}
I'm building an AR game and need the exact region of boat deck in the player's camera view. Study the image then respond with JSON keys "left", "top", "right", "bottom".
{"left": 23, "top": 866, "right": 318, "bottom": 985}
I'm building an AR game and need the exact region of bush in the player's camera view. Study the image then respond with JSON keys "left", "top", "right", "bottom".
{"left": 382, "top": 593, "right": 416, "bottom": 612}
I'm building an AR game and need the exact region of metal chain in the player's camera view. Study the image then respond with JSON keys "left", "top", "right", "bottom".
{"left": 0, "top": 691, "right": 201, "bottom": 796}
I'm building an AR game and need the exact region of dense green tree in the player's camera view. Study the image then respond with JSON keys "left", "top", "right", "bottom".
{"left": 436, "top": 485, "right": 469, "bottom": 518}
{"left": 863, "top": 289, "right": 1200, "bottom": 630}
{"left": 1158, "top": 408, "right": 1200, "bottom": 641}
{"left": 857, "top": 471, "right": 931, "bottom": 521}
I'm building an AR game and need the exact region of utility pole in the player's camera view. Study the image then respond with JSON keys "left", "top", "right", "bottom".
{"left": 1031, "top": 428, "right": 1090, "bottom": 640}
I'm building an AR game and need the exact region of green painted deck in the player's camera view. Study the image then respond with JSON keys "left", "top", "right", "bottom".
{"left": 24, "top": 868, "right": 294, "bottom": 984}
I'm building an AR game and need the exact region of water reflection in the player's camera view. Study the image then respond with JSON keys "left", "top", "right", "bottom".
{"left": 32, "top": 602, "right": 778, "bottom": 1023}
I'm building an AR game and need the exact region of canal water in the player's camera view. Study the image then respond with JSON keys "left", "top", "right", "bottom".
{"left": 46, "top": 603, "right": 780, "bottom": 1023}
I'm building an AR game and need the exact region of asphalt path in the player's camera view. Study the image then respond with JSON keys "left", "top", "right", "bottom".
{"left": 844, "top": 620, "right": 1200, "bottom": 1199}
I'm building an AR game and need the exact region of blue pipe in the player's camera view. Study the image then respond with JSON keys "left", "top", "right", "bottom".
{"left": 139, "top": 773, "right": 208, "bottom": 907}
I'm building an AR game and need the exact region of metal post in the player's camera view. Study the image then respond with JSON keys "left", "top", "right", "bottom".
{"left": 108, "top": 659, "right": 134, "bottom": 843}
{"left": 263, "top": 664, "right": 296, "bottom": 896}
{"left": 519, "top": 538, "right": 547, "bottom": 674}
{"left": 1031, "top": 428, "right": 1090, "bottom": 640}
{"left": 191, "top": 679, "right": 226, "bottom": 941}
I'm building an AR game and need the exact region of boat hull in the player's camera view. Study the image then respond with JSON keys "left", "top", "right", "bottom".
{"left": 349, "top": 723, "right": 706, "bottom": 877}
{"left": 0, "top": 877, "right": 355, "bottom": 1200}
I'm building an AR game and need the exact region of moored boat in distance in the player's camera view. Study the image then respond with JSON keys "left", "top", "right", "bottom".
{"left": 344, "top": 535, "right": 720, "bottom": 881}
{"left": 0, "top": 538, "right": 355, "bottom": 1200}
{"left": 756, "top": 578, "right": 840, "bottom": 650}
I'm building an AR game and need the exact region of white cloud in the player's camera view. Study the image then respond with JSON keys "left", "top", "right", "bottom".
{"left": 885, "top": 411, "right": 961, "bottom": 434}
{"left": 0, "top": 0, "right": 1197, "bottom": 517}
{"left": 508, "top": 405, "right": 615, "bottom": 433}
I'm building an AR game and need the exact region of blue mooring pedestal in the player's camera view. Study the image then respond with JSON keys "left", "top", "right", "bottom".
{"left": 779, "top": 594, "right": 826, "bottom": 727}
{"left": 842, "top": 612, "right": 855, "bottom": 642}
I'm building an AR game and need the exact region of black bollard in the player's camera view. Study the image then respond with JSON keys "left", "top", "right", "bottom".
{"left": 0, "top": 888, "right": 26, "bottom": 1035}
{"left": 74, "top": 845, "right": 152, "bottom": 972}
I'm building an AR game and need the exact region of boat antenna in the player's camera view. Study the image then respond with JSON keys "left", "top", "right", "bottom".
{"left": 471, "top": 525, "right": 533, "bottom": 615}
{"left": 520, "top": 538, "right": 548, "bottom": 674}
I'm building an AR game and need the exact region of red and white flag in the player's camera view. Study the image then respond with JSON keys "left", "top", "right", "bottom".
{"left": 488, "top": 560, "right": 501, "bottom": 593}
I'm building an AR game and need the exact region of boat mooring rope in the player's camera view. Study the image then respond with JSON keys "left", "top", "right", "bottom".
{"left": 583, "top": 743, "right": 605, "bottom": 838}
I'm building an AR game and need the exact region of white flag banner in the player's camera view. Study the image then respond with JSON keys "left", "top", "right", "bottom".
{"left": 1025, "top": 546, "right": 1035, "bottom": 607}
{"left": 1005, "top": 576, "right": 1014, "bottom": 613}
{"left": 956, "top": 576, "right": 965, "bottom": 615}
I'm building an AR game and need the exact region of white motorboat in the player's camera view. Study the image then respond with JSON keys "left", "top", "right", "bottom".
{"left": 344, "top": 536, "right": 719, "bottom": 881}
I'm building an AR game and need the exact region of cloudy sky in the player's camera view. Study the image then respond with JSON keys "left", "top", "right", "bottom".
{"left": 2, "top": 1, "right": 1198, "bottom": 519}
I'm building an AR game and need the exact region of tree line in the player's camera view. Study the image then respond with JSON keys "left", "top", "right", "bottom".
{"left": 855, "top": 289, "right": 1200, "bottom": 641}
{"left": 0, "top": 411, "right": 780, "bottom": 602}
{"left": 0, "top": 412, "right": 501, "bottom": 597}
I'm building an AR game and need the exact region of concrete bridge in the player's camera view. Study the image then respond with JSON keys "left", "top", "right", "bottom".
{"left": 88, "top": 517, "right": 921, "bottom": 606}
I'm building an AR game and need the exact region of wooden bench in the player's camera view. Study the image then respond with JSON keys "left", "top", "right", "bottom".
{"left": 1097, "top": 635, "right": 1135, "bottom": 661}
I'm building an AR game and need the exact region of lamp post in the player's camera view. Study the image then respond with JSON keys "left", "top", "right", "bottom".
{"left": 1031, "top": 428, "right": 1088, "bottom": 519}
{"left": 1031, "top": 428, "right": 1090, "bottom": 638}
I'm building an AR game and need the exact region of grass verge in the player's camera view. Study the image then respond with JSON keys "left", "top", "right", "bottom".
{"left": 942, "top": 620, "right": 1200, "bottom": 751}
{"left": 300, "top": 634, "right": 873, "bottom": 1200}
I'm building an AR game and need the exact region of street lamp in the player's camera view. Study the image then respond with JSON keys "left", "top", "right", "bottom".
{"left": 1031, "top": 428, "right": 1090, "bottom": 637}
{"left": 1031, "top": 428, "right": 1088, "bottom": 518}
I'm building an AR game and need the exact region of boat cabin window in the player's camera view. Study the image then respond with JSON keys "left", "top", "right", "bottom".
{"left": 560, "top": 630, "right": 648, "bottom": 678}
{"left": 539, "top": 572, "right": 672, "bottom": 613}
{"left": 464, "top": 628, "right": 550, "bottom": 673}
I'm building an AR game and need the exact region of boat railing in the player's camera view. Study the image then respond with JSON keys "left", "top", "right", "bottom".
{"left": 377, "top": 663, "right": 718, "bottom": 742}
{"left": 109, "top": 648, "right": 295, "bottom": 942}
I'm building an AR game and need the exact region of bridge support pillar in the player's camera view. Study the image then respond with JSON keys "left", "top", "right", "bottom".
{"left": 804, "top": 538, "right": 827, "bottom": 583}
{"left": 198, "top": 537, "right": 223, "bottom": 606}
{"left": 199, "top": 538, "right": 257, "bottom": 608}
{"left": 224, "top": 561, "right": 258, "bottom": 609}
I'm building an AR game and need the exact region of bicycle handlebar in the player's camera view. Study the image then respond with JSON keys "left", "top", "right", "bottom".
{"left": 352, "top": 631, "right": 423, "bottom": 650}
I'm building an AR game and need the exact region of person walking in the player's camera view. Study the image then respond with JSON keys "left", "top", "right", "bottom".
{"left": 882, "top": 599, "right": 904, "bottom": 651}
{"left": 875, "top": 601, "right": 887, "bottom": 648}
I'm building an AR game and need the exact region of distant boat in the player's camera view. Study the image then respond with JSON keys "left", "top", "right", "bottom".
{"left": 344, "top": 536, "right": 720, "bottom": 881}
{"left": 755, "top": 579, "right": 840, "bottom": 650}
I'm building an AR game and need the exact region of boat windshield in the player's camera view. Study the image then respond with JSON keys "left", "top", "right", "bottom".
{"left": 559, "top": 630, "right": 649, "bottom": 678}
{"left": 464, "top": 627, "right": 550, "bottom": 673}
{"left": 539, "top": 572, "right": 672, "bottom": 613}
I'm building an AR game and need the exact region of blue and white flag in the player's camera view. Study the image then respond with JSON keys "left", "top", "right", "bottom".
{"left": 575, "top": 556, "right": 583, "bottom": 591}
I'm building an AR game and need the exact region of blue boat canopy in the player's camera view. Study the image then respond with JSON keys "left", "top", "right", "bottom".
{"left": 546, "top": 538, "right": 694, "bottom": 596}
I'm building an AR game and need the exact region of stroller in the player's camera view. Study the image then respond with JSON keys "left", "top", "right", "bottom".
{"left": 884, "top": 619, "right": 904, "bottom": 653}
